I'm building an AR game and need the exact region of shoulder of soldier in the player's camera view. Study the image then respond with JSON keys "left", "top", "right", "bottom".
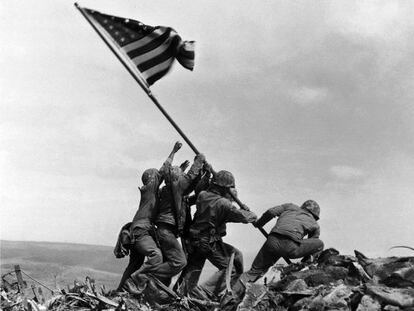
{"left": 140, "top": 175, "right": 161, "bottom": 192}
{"left": 217, "top": 196, "right": 233, "bottom": 210}
{"left": 198, "top": 190, "right": 208, "bottom": 198}
{"left": 282, "top": 203, "right": 300, "bottom": 210}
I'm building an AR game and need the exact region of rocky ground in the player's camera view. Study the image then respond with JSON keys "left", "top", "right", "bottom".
{"left": 1, "top": 248, "right": 413, "bottom": 311}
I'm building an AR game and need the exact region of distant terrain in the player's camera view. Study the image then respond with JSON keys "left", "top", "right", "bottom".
{"left": 1, "top": 240, "right": 253, "bottom": 292}
{"left": 1, "top": 240, "right": 126, "bottom": 290}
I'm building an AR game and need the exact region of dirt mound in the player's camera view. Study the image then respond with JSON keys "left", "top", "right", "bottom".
{"left": 2, "top": 248, "right": 413, "bottom": 310}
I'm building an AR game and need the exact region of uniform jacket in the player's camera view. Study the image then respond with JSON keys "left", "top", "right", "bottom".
{"left": 190, "top": 190, "right": 257, "bottom": 241}
{"left": 156, "top": 155, "right": 205, "bottom": 232}
{"left": 130, "top": 159, "right": 170, "bottom": 233}
{"left": 255, "top": 203, "right": 320, "bottom": 242}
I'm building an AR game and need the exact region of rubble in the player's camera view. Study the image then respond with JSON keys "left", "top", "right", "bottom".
{"left": 1, "top": 248, "right": 413, "bottom": 310}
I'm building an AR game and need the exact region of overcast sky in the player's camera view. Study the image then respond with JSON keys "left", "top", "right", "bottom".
{"left": 1, "top": 0, "right": 413, "bottom": 258}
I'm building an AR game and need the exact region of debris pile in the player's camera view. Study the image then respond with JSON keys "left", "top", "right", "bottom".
{"left": 1, "top": 248, "right": 413, "bottom": 310}
{"left": 230, "top": 248, "right": 414, "bottom": 311}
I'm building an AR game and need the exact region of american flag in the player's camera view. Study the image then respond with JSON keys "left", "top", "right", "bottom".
{"left": 79, "top": 6, "right": 195, "bottom": 86}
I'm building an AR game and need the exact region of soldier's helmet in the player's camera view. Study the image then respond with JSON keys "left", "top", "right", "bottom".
{"left": 213, "top": 170, "right": 235, "bottom": 188}
{"left": 301, "top": 200, "right": 320, "bottom": 220}
{"left": 141, "top": 168, "right": 159, "bottom": 185}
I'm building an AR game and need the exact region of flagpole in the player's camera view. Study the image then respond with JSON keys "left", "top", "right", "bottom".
{"left": 74, "top": 4, "right": 284, "bottom": 253}
{"left": 74, "top": 2, "right": 200, "bottom": 154}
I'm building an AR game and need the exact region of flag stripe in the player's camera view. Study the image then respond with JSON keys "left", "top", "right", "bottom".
{"left": 81, "top": 6, "right": 194, "bottom": 86}
{"left": 142, "top": 58, "right": 175, "bottom": 82}
{"left": 122, "top": 28, "right": 164, "bottom": 52}
{"left": 176, "top": 41, "right": 195, "bottom": 70}
{"left": 146, "top": 67, "right": 172, "bottom": 86}
{"left": 126, "top": 28, "right": 172, "bottom": 60}
{"left": 130, "top": 34, "right": 174, "bottom": 67}
{"left": 137, "top": 36, "right": 180, "bottom": 72}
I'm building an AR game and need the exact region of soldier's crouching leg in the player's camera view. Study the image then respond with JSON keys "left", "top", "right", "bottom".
{"left": 289, "top": 238, "right": 324, "bottom": 259}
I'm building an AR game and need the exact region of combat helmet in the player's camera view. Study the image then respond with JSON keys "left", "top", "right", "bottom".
{"left": 141, "top": 168, "right": 159, "bottom": 185}
{"left": 302, "top": 200, "right": 320, "bottom": 220}
{"left": 213, "top": 170, "right": 235, "bottom": 188}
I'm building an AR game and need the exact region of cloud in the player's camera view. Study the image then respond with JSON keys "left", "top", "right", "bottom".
{"left": 321, "top": 153, "right": 414, "bottom": 256}
{"left": 327, "top": 2, "right": 407, "bottom": 38}
{"left": 291, "top": 86, "right": 329, "bottom": 106}
{"left": 330, "top": 165, "right": 364, "bottom": 180}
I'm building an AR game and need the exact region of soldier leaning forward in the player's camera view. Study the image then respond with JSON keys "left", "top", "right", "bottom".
{"left": 232, "top": 200, "right": 324, "bottom": 299}
{"left": 178, "top": 170, "right": 257, "bottom": 299}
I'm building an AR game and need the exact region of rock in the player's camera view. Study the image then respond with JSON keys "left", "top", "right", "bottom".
{"left": 366, "top": 284, "right": 414, "bottom": 308}
{"left": 237, "top": 283, "right": 267, "bottom": 310}
{"left": 356, "top": 295, "right": 381, "bottom": 311}
{"left": 383, "top": 305, "right": 402, "bottom": 311}
{"left": 283, "top": 279, "right": 312, "bottom": 295}
{"left": 291, "top": 297, "right": 312, "bottom": 311}
{"left": 322, "top": 283, "right": 353, "bottom": 310}
{"left": 289, "top": 266, "right": 349, "bottom": 287}
{"left": 308, "top": 295, "right": 326, "bottom": 311}
{"left": 347, "top": 262, "right": 372, "bottom": 284}
{"left": 270, "top": 275, "right": 298, "bottom": 291}
{"left": 261, "top": 265, "right": 282, "bottom": 285}
{"left": 354, "top": 250, "right": 414, "bottom": 287}
{"left": 317, "top": 248, "right": 356, "bottom": 268}
{"left": 238, "top": 283, "right": 285, "bottom": 311}
{"left": 382, "top": 265, "right": 414, "bottom": 288}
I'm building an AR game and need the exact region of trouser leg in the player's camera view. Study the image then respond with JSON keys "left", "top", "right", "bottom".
{"left": 200, "top": 241, "right": 240, "bottom": 297}
{"left": 149, "top": 227, "right": 187, "bottom": 282}
{"left": 176, "top": 250, "right": 206, "bottom": 294}
{"left": 247, "top": 236, "right": 283, "bottom": 281}
{"left": 130, "top": 231, "right": 163, "bottom": 280}
{"left": 288, "top": 238, "right": 324, "bottom": 259}
{"left": 232, "top": 236, "right": 282, "bottom": 298}
{"left": 117, "top": 248, "right": 144, "bottom": 290}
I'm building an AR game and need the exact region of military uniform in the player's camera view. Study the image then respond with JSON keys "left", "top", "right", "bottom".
{"left": 179, "top": 189, "right": 257, "bottom": 297}
{"left": 135, "top": 154, "right": 205, "bottom": 284}
{"left": 233, "top": 202, "right": 324, "bottom": 297}
{"left": 118, "top": 160, "right": 172, "bottom": 290}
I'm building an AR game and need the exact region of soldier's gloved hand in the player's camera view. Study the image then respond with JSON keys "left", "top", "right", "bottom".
{"left": 179, "top": 160, "right": 190, "bottom": 172}
{"left": 173, "top": 141, "right": 182, "bottom": 152}
{"left": 195, "top": 153, "right": 206, "bottom": 163}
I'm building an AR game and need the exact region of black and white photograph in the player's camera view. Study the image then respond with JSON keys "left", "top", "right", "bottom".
{"left": 1, "top": 1, "right": 414, "bottom": 310}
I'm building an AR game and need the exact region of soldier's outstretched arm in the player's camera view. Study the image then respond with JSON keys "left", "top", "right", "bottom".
{"left": 159, "top": 141, "right": 182, "bottom": 173}
{"left": 167, "top": 141, "right": 182, "bottom": 162}
{"left": 180, "top": 153, "right": 206, "bottom": 191}
{"left": 225, "top": 204, "right": 258, "bottom": 224}
{"left": 254, "top": 204, "right": 287, "bottom": 228}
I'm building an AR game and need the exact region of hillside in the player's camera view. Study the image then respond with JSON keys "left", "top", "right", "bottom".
{"left": 1, "top": 240, "right": 126, "bottom": 289}
{"left": 1, "top": 240, "right": 249, "bottom": 291}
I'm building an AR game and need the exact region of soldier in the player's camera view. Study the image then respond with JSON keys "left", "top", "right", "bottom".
{"left": 121, "top": 142, "right": 183, "bottom": 293}
{"left": 232, "top": 200, "right": 324, "bottom": 298}
{"left": 178, "top": 170, "right": 257, "bottom": 299}
{"left": 128, "top": 151, "right": 206, "bottom": 289}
